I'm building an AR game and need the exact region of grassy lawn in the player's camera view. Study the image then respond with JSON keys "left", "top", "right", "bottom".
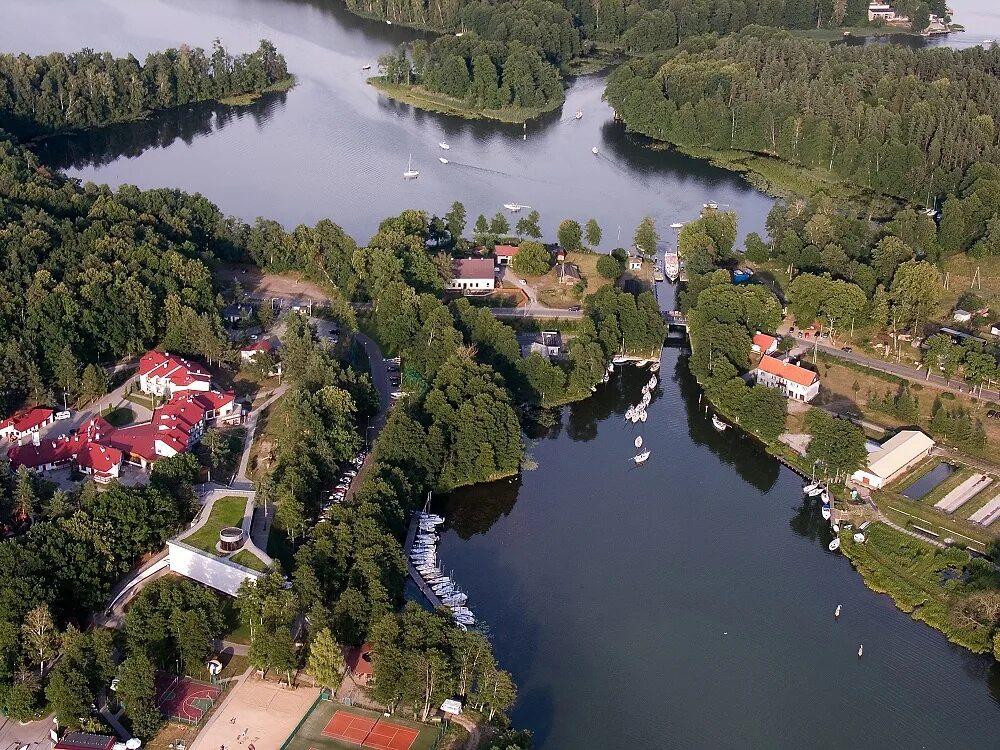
{"left": 101, "top": 406, "right": 134, "bottom": 426}
{"left": 125, "top": 391, "right": 157, "bottom": 410}
{"left": 813, "top": 357, "right": 1000, "bottom": 457}
{"left": 230, "top": 549, "right": 268, "bottom": 572}
{"left": 840, "top": 523, "right": 994, "bottom": 653}
{"left": 182, "top": 496, "right": 248, "bottom": 554}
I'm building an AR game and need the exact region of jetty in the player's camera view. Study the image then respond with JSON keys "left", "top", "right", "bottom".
{"left": 405, "top": 511, "right": 443, "bottom": 609}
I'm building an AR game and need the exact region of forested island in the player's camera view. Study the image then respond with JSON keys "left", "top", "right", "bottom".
{"left": 605, "top": 26, "right": 994, "bottom": 203}
{"left": 0, "top": 40, "right": 290, "bottom": 137}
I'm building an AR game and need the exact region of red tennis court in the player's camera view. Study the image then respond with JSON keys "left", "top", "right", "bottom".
{"left": 322, "top": 711, "right": 419, "bottom": 750}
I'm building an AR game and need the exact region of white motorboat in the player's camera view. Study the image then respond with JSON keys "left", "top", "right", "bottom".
{"left": 574, "top": 110, "right": 583, "bottom": 119}
{"left": 832, "top": 523, "right": 840, "bottom": 534}
{"left": 439, "top": 157, "right": 449, "bottom": 164}
{"left": 821, "top": 505, "right": 832, "bottom": 520}
{"left": 625, "top": 407, "right": 634, "bottom": 421}
{"left": 592, "top": 146, "right": 599, "bottom": 155}
{"left": 649, "top": 361, "right": 660, "bottom": 372}
{"left": 835, "top": 604, "right": 842, "bottom": 618}
{"left": 403, "top": 153, "right": 419, "bottom": 179}
{"left": 858, "top": 644, "right": 863, "bottom": 657}
{"left": 503, "top": 202, "right": 528, "bottom": 212}
{"left": 633, "top": 450, "right": 651, "bottom": 464}
{"left": 639, "top": 411, "right": 647, "bottom": 422}
{"left": 613, "top": 354, "right": 628, "bottom": 365}
{"left": 807, "top": 485, "right": 825, "bottom": 497}
{"left": 648, "top": 376, "right": 657, "bottom": 389}
{"left": 362, "top": 64, "right": 372, "bottom": 70}
{"left": 803, "top": 481, "right": 821, "bottom": 494}
{"left": 828, "top": 538, "right": 841, "bottom": 552}
{"left": 820, "top": 490, "right": 830, "bottom": 504}
{"left": 634, "top": 436, "right": 643, "bottom": 449}
{"left": 711, "top": 414, "right": 728, "bottom": 431}
{"left": 641, "top": 384, "right": 650, "bottom": 395}
{"left": 439, "top": 142, "right": 450, "bottom": 149}
{"left": 630, "top": 411, "right": 640, "bottom": 424}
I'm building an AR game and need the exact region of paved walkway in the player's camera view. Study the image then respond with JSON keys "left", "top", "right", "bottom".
{"left": 233, "top": 384, "right": 288, "bottom": 489}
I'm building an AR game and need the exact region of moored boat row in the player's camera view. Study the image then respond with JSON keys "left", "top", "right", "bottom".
{"left": 410, "top": 511, "right": 476, "bottom": 628}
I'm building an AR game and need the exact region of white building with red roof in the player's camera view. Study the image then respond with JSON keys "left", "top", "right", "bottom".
{"left": 7, "top": 416, "right": 122, "bottom": 483}
{"left": 494, "top": 245, "right": 519, "bottom": 266}
{"left": 138, "top": 351, "right": 212, "bottom": 397}
{"left": 0, "top": 407, "right": 55, "bottom": 442}
{"left": 753, "top": 355, "right": 820, "bottom": 402}
{"left": 448, "top": 258, "right": 496, "bottom": 293}
{"left": 751, "top": 333, "right": 779, "bottom": 355}
{"left": 240, "top": 338, "right": 276, "bottom": 363}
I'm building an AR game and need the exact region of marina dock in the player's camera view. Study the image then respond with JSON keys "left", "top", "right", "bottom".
{"left": 405, "top": 511, "right": 444, "bottom": 609}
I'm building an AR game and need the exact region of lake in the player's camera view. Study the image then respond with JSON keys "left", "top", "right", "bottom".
{"left": 5, "top": 0, "right": 1000, "bottom": 747}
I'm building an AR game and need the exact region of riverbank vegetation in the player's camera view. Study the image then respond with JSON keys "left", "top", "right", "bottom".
{"left": 606, "top": 26, "right": 997, "bottom": 205}
{"left": 0, "top": 40, "right": 290, "bottom": 137}
{"left": 841, "top": 524, "right": 1000, "bottom": 658}
{"left": 375, "top": 36, "right": 564, "bottom": 122}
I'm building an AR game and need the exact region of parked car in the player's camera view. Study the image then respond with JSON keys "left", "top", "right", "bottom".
{"left": 568, "top": 305, "right": 581, "bottom": 312}
{"left": 988, "top": 410, "right": 997, "bottom": 419}
{"left": 55, "top": 410, "right": 71, "bottom": 421}
{"left": 841, "top": 346, "right": 852, "bottom": 353}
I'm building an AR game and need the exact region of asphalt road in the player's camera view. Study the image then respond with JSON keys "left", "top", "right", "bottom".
{"left": 793, "top": 336, "right": 1000, "bottom": 402}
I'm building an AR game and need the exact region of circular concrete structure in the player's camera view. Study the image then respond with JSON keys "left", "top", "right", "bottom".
{"left": 219, "top": 526, "right": 245, "bottom": 552}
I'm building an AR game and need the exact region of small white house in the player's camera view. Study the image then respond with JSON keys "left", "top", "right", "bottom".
{"left": 753, "top": 355, "right": 820, "bottom": 402}
{"left": 752, "top": 333, "right": 779, "bottom": 355}
{"left": 953, "top": 309, "right": 972, "bottom": 323}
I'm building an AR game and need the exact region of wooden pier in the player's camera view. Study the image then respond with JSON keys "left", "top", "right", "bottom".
{"left": 404, "top": 511, "right": 443, "bottom": 609}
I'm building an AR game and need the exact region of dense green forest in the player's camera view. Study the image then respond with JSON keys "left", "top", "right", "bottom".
{"left": 346, "top": 0, "right": 937, "bottom": 59}
{"left": 0, "top": 40, "right": 289, "bottom": 137}
{"left": 378, "top": 35, "right": 564, "bottom": 113}
{"left": 606, "top": 27, "right": 998, "bottom": 201}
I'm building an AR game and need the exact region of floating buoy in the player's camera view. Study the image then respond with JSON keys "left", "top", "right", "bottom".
{"left": 835, "top": 604, "right": 841, "bottom": 619}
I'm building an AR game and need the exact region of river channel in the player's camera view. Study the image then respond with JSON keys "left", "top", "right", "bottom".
{"left": 5, "top": 0, "right": 1000, "bottom": 747}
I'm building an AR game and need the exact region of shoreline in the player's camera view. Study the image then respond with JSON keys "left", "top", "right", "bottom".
{"left": 368, "top": 78, "right": 563, "bottom": 124}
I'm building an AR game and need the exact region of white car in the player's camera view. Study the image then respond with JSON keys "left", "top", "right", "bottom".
{"left": 54, "top": 410, "right": 71, "bottom": 421}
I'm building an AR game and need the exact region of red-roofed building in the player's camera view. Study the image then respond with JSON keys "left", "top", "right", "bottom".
{"left": 54, "top": 732, "right": 116, "bottom": 750}
{"left": 752, "top": 333, "right": 779, "bottom": 355}
{"left": 448, "top": 259, "right": 496, "bottom": 293}
{"left": 754, "top": 355, "right": 820, "bottom": 402}
{"left": 138, "top": 351, "right": 212, "bottom": 397}
{"left": 343, "top": 643, "right": 375, "bottom": 684}
{"left": 240, "top": 338, "right": 275, "bottom": 363}
{"left": 0, "top": 407, "right": 55, "bottom": 442}
{"left": 7, "top": 431, "right": 121, "bottom": 483}
{"left": 494, "top": 244, "right": 519, "bottom": 266}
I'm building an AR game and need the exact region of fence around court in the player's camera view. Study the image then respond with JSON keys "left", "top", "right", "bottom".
{"left": 158, "top": 675, "right": 229, "bottom": 726}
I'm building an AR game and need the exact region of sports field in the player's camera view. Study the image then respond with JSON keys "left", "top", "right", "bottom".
{"left": 282, "top": 701, "right": 440, "bottom": 750}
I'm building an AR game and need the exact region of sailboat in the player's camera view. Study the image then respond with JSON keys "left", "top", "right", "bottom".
{"left": 439, "top": 157, "right": 449, "bottom": 164}
{"left": 803, "top": 481, "right": 821, "bottom": 494}
{"left": 828, "top": 538, "right": 841, "bottom": 552}
{"left": 403, "top": 154, "right": 419, "bottom": 179}
{"left": 592, "top": 146, "right": 599, "bottom": 155}
{"left": 649, "top": 360, "right": 660, "bottom": 372}
{"left": 634, "top": 436, "right": 643, "bottom": 449}
{"left": 439, "top": 142, "right": 450, "bottom": 150}
{"left": 711, "top": 414, "right": 728, "bottom": 431}
{"left": 574, "top": 110, "right": 583, "bottom": 120}
{"left": 633, "top": 449, "right": 650, "bottom": 464}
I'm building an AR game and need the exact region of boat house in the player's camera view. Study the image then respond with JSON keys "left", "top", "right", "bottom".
{"left": 753, "top": 355, "right": 819, "bottom": 402}
{"left": 851, "top": 430, "right": 935, "bottom": 489}
{"left": 448, "top": 259, "right": 496, "bottom": 293}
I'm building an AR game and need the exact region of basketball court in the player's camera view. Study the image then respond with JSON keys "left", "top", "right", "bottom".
{"left": 281, "top": 701, "right": 440, "bottom": 750}
{"left": 155, "top": 674, "right": 222, "bottom": 724}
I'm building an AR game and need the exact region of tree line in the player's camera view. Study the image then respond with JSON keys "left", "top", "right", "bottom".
{"left": 379, "top": 35, "right": 564, "bottom": 113}
{"left": 606, "top": 27, "right": 1000, "bottom": 203}
{"left": 0, "top": 40, "right": 289, "bottom": 137}
{"left": 0, "top": 455, "right": 202, "bottom": 722}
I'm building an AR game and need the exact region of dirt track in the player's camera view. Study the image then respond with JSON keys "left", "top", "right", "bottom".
{"left": 215, "top": 264, "right": 329, "bottom": 304}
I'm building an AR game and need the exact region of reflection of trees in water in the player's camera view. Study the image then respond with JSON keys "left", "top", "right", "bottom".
{"left": 674, "top": 354, "right": 781, "bottom": 494}
{"left": 32, "top": 91, "right": 288, "bottom": 171}
{"left": 433, "top": 476, "right": 521, "bottom": 539}
{"left": 788, "top": 495, "right": 835, "bottom": 546}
